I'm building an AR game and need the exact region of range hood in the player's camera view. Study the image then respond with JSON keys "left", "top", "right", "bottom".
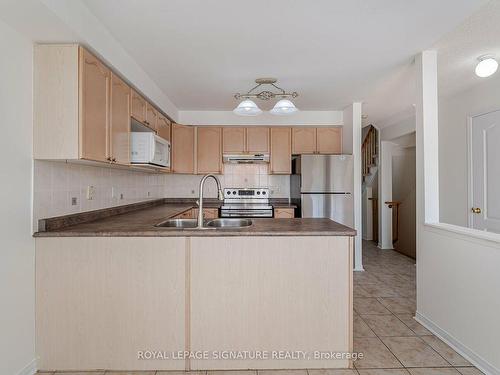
{"left": 223, "top": 153, "right": 270, "bottom": 164}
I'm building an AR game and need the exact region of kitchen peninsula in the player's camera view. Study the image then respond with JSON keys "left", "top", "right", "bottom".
{"left": 34, "top": 200, "right": 355, "bottom": 372}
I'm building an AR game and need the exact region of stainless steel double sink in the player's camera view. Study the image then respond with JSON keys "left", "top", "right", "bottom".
{"left": 155, "top": 218, "right": 252, "bottom": 229}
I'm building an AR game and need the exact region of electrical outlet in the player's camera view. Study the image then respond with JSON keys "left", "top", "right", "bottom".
{"left": 86, "top": 185, "right": 95, "bottom": 200}
{"left": 120, "top": 193, "right": 124, "bottom": 200}
{"left": 71, "top": 197, "right": 78, "bottom": 206}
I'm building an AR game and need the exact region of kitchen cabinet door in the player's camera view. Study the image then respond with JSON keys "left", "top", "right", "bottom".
{"left": 109, "top": 72, "right": 130, "bottom": 165}
{"left": 292, "top": 127, "right": 317, "bottom": 154}
{"left": 197, "top": 127, "right": 222, "bottom": 174}
{"left": 145, "top": 103, "right": 158, "bottom": 131}
{"left": 246, "top": 127, "right": 269, "bottom": 153}
{"left": 270, "top": 127, "right": 292, "bottom": 174}
{"left": 222, "top": 127, "right": 245, "bottom": 153}
{"left": 130, "top": 89, "right": 146, "bottom": 123}
{"left": 157, "top": 114, "right": 171, "bottom": 142}
{"left": 317, "top": 127, "right": 342, "bottom": 154}
{"left": 172, "top": 124, "right": 195, "bottom": 173}
{"left": 79, "top": 48, "right": 110, "bottom": 162}
{"left": 274, "top": 208, "right": 295, "bottom": 218}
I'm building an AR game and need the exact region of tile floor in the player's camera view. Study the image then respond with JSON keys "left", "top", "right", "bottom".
{"left": 38, "top": 241, "right": 483, "bottom": 375}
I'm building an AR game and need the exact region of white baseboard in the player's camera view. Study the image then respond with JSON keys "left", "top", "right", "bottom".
{"left": 354, "top": 266, "right": 365, "bottom": 272}
{"left": 17, "top": 358, "right": 37, "bottom": 375}
{"left": 415, "top": 311, "right": 499, "bottom": 375}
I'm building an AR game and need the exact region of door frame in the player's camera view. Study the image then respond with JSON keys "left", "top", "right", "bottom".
{"left": 466, "top": 108, "right": 500, "bottom": 229}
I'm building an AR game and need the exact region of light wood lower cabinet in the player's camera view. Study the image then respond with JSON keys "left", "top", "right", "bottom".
{"left": 197, "top": 127, "right": 222, "bottom": 174}
{"left": 35, "top": 235, "right": 353, "bottom": 371}
{"left": 270, "top": 127, "right": 292, "bottom": 174}
{"left": 172, "top": 123, "right": 195, "bottom": 173}
{"left": 190, "top": 236, "right": 352, "bottom": 369}
{"left": 174, "top": 208, "right": 219, "bottom": 219}
{"left": 36, "top": 237, "right": 186, "bottom": 371}
{"left": 274, "top": 207, "right": 295, "bottom": 218}
{"left": 109, "top": 72, "right": 130, "bottom": 165}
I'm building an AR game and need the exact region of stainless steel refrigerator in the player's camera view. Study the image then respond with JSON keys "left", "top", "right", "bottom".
{"left": 290, "top": 155, "right": 354, "bottom": 226}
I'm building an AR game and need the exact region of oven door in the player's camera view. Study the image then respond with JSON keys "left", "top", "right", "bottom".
{"left": 220, "top": 209, "right": 273, "bottom": 218}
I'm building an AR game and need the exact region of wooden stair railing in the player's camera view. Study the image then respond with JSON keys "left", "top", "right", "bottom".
{"left": 362, "top": 126, "right": 377, "bottom": 177}
{"left": 385, "top": 201, "right": 401, "bottom": 244}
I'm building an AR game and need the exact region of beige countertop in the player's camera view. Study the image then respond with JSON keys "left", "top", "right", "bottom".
{"left": 34, "top": 201, "right": 355, "bottom": 237}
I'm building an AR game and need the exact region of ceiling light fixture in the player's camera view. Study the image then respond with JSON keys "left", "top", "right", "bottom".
{"left": 475, "top": 55, "right": 498, "bottom": 78}
{"left": 270, "top": 99, "right": 298, "bottom": 115}
{"left": 232, "top": 99, "right": 262, "bottom": 116}
{"left": 234, "top": 78, "right": 299, "bottom": 116}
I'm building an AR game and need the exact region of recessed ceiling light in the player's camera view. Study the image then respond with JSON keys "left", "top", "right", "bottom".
{"left": 475, "top": 55, "right": 498, "bottom": 78}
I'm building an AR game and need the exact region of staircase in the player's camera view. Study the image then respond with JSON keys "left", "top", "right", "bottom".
{"left": 362, "top": 125, "right": 378, "bottom": 185}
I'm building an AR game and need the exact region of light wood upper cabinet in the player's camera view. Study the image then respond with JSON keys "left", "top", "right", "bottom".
{"left": 172, "top": 123, "right": 195, "bottom": 174}
{"left": 316, "top": 127, "right": 342, "bottom": 154}
{"left": 292, "top": 127, "right": 316, "bottom": 154}
{"left": 246, "top": 127, "right": 269, "bottom": 153}
{"left": 130, "top": 89, "right": 147, "bottom": 123}
{"left": 79, "top": 48, "right": 110, "bottom": 163}
{"left": 197, "top": 127, "right": 222, "bottom": 174}
{"left": 292, "top": 127, "right": 343, "bottom": 155}
{"left": 270, "top": 127, "right": 292, "bottom": 174}
{"left": 145, "top": 103, "right": 158, "bottom": 131}
{"left": 223, "top": 127, "right": 245, "bottom": 153}
{"left": 157, "top": 114, "right": 171, "bottom": 142}
{"left": 109, "top": 72, "right": 130, "bottom": 165}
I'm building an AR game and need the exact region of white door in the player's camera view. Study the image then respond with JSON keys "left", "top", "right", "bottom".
{"left": 470, "top": 110, "right": 500, "bottom": 232}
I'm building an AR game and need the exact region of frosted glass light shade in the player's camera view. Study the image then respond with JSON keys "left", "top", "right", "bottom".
{"left": 270, "top": 99, "right": 298, "bottom": 115}
{"left": 233, "top": 99, "right": 262, "bottom": 116}
{"left": 475, "top": 57, "right": 498, "bottom": 78}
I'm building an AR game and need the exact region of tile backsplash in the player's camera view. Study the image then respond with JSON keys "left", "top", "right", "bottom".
{"left": 33, "top": 161, "right": 289, "bottom": 229}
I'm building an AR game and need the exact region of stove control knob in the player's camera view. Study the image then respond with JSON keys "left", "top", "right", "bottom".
{"left": 232, "top": 191, "right": 237, "bottom": 195}
{"left": 257, "top": 191, "right": 261, "bottom": 195}
{"left": 262, "top": 191, "right": 267, "bottom": 195}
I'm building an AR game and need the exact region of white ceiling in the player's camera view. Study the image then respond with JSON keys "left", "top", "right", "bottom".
{"left": 433, "top": 0, "right": 500, "bottom": 98}
{"left": 82, "top": 0, "right": 486, "bottom": 120}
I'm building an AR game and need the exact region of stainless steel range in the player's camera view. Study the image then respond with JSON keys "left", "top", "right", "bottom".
{"left": 220, "top": 188, "right": 273, "bottom": 218}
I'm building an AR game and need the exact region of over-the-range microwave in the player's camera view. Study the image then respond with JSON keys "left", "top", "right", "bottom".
{"left": 130, "top": 132, "right": 170, "bottom": 168}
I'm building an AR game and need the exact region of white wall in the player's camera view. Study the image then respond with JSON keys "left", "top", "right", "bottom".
{"left": 0, "top": 0, "right": 178, "bottom": 121}
{"left": 439, "top": 73, "right": 500, "bottom": 227}
{"left": 178, "top": 110, "right": 343, "bottom": 126}
{"left": 0, "top": 21, "right": 36, "bottom": 375}
{"left": 416, "top": 51, "right": 500, "bottom": 375}
{"left": 417, "top": 225, "right": 500, "bottom": 375}
{"left": 33, "top": 162, "right": 290, "bottom": 229}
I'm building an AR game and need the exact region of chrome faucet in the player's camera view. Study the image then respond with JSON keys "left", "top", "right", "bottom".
{"left": 197, "top": 174, "right": 224, "bottom": 228}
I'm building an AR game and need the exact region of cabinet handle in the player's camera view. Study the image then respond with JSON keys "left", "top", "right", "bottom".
{"left": 471, "top": 207, "right": 482, "bottom": 214}
{"left": 106, "top": 157, "right": 112, "bottom": 162}
{"left": 112, "top": 158, "right": 116, "bottom": 162}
